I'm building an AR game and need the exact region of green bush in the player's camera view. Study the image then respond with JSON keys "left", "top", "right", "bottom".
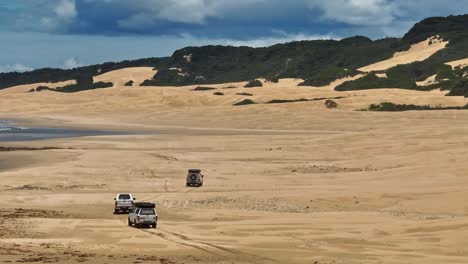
{"left": 325, "top": 100, "right": 338, "bottom": 108}
{"left": 244, "top": 80, "right": 263, "bottom": 88}
{"left": 446, "top": 79, "right": 468, "bottom": 97}
{"left": 367, "top": 102, "right": 468, "bottom": 111}
{"left": 298, "top": 68, "right": 359, "bottom": 87}
{"left": 233, "top": 99, "right": 257, "bottom": 106}
{"left": 335, "top": 73, "right": 417, "bottom": 91}
{"left": 192, "top": 86, "right": 216, "bottom": 91}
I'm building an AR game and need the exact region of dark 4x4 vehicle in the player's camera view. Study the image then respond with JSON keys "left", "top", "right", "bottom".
{"left": 186, "top": 169, "right": 204, "bottom": 187}
{"left": 128, "top": 202, "right": 158, "bottom": 228}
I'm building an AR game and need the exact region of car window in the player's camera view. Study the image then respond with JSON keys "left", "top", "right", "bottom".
{"left": 139, "top": 209, "right": 155, "bottom": 215}
{"left": 118, "top": 194, "right": 131, "bottom": 200}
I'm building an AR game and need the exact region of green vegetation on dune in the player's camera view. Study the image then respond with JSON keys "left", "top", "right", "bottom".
{"left": 336, "top": 59, "right": 468, "bottom": 94}
{"left": 244, "top": 80, "right": 263, "bottom": 88}
{"left": 265, "top": 96, "right": 345, "bottom": 104}
{"left": 1, "top": 15, "right": 468, "bottom": 96}
{"left": 192, "top": 86, "right": 216, "bottom": 91}
{"left": 0, "top": 58, "right": 164, "bottom": 90}
{"left": 366, "top": 102, "right": 468, "bottom": 111}
{"left": 402, "top": 15, "right": 468, "bottom": 67}
{"left": 233, "top": 99, "right": 257, "bottom": 106}
{"left": 446, "top": 79, "right": 468, "bottom": 97}
{"left": 30, "top": 75, "right": 113, "bottom": 93}
{"left": 142, "top": 36, "right": 401, "bottom": 86}
{"left": 298, "top": 67, "right": 360, "bottom": 87}
{"left": 335, "top": 73, "right": 418, "bottom": 91}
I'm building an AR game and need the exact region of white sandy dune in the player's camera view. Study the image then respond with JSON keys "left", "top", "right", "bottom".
{"left": 93, "top": 67, "right": 156, "bottom": 86}
{"left": 359, "top": 36, "right": 448, "bottom": 72}
{"left": 416, "top": 74, "right": 438, "bottom": 86}
{"left": 445, "top": 58, "right": 468, "bottom": 69}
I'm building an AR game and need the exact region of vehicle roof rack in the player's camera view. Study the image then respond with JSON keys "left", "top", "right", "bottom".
{"left": 188, "top": 169, "right": 201, "bottom": 173}
{"left": 134, "top": 202, "right": 155, "bottom": 208}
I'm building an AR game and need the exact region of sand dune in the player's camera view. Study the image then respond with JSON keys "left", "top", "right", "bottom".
{"left": 359, "top": 37, "right": 448, "bottom": 72}
{"left": 1, "top": 68, "right": 468, "bottom": 263}
{"left": 446, "top": 58, "right": 468, "bottom": 69}
{"left": 2, "top": 80, "right": 76, "bottom": 94}
{"left": 416, "top": 74, "right": 438, "bottom": 86}
{"left": 93, "top": 67, "right": 156, "bottom": 87}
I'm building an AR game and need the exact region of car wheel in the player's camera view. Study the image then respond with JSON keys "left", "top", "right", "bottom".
{"left": 152, "top": 224, "right": 156, "bottom": 229}
{"left": 128, "top": 219, "right": 132, "bottom": 226}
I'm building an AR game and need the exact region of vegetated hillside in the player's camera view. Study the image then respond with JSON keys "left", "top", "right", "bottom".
{"left": 1, "top": 15, "right": 467, "bottom": 96}
{"left": 141, "top": 36, "right": 401, "bottom": 86}
{"left": 336, "top": 15, "right": 468, "bottom": 96}
{"left": 0, "top": 58, "right": 165, "bottom": 90}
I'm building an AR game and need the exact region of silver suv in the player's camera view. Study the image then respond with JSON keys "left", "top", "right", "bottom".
{"left": 114, "top": 193, "right": 135, "bottom": 214}
{"left": 128, "top": 202, "right": 158, "bottom": 228}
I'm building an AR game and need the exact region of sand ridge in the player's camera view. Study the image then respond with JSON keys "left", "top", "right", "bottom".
{"left": 359, "top": 36, "right": 448, "bottom": 72}
{"left": 93, "top": 67, "right": 156, "bottom": 87}
{"left": 445, "top": 58, "right": 468, "bottom": 69}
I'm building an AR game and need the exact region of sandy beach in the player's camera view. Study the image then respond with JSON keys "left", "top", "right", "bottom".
{"left": 0, "top": 67, "right": 468, "bottom": 263}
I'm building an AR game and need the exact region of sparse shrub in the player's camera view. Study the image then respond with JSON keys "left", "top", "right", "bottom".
{"left": 236, "top": 92, "right": 253, "bottom": 96}
{"left": 367, "top": 102, "right": 468, "bottom": 111}
{"left": 266, "top": 99, "right": 310, "bottom": 104}
{"left": 325, "top": 100, "right": 338, "bottom": 108}
{"left": 266, "top": 76, "right": 279, "bottom": 83}
{"left": 233, "top": 99, "right": 257, "bottom": 106}
{"left": 213, "top": 92, "right": 224, "bottom": 96}
{"left": 244, "top": 80, "right": 263, "bottom": 88}
{"left": 193, "top": 86, "right": 216, "bottom": 91}
{"left": 265, "top": 97, "right": 345, "bottom": 104}
{"left": 125, "top": 80, "right": 134, "bottom": 86}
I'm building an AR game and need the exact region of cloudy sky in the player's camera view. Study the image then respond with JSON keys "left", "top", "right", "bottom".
{"left": 1, "top": 0, "right": 468, "bottom": 72}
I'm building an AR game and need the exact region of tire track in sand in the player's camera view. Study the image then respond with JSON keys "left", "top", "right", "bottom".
{"left": 137, "top": 227, "right": 277, "bottom": 263}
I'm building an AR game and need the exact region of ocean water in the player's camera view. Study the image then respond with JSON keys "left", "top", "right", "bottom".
{"left": 0, "top": 120, "right": 123, "bottom": 141}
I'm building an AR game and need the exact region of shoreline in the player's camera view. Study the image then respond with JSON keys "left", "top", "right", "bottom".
{"left": 0, "top": 117, "right": 138, "bottom": 142}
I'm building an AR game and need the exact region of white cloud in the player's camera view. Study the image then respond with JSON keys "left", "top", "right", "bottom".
{"left": 222, "top": 33, "right": 338, "bottom": 47}
{"left": 55, "top": 0, "right": 77, "bottom": 19}
{"left": 0, "top": 64, "right": 33, "bottom": 73}
{"left": 40, "top": 0, "right": 77, "bottom": 31}
{"left": 157, "top": 0, "right": 217, "bottom": 24}
{"left": 308, "top": 0, "right": 399, "bottom": 26}
{"left": 63, "top": 57, "right": 80, "bottom": 69}
{"left": 116, "top": 0, "right": 266, "bottom": 27}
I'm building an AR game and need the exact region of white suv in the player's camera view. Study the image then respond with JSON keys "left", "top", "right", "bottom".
{"left": 128, "top": 202, "right": 158, "bottom": 228}
{"left": 114, "top": 193, "right": 135, "bottom": 214}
